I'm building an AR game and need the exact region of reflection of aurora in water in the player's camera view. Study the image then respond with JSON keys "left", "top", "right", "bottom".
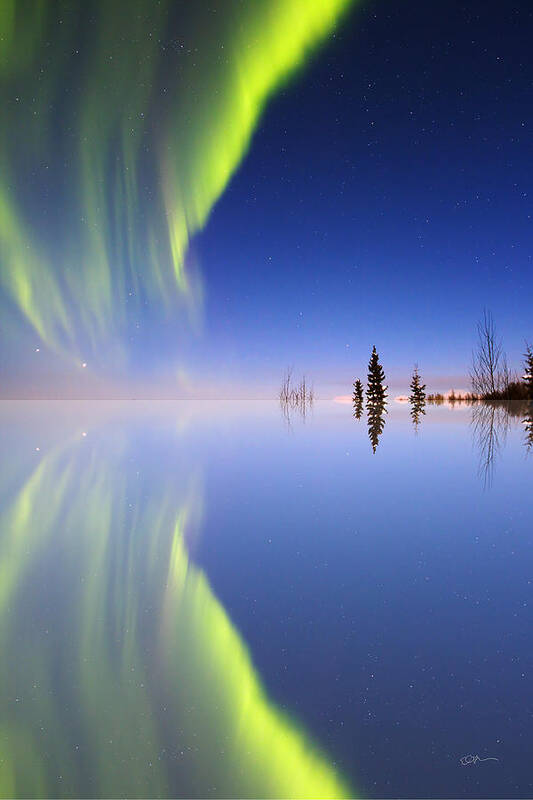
{"left": 0, "top": 420, "right": 353, "bottom": 798}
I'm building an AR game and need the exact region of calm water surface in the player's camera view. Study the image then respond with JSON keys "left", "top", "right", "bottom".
{"left": 0, "top": 399, "right": 531, "bottom": 798}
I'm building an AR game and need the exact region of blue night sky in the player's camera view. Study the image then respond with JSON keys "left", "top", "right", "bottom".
{"left": 198, "top": 0, "right": 532, "bottom": 391}
{"left": 0, "top": 0, "right": 531, "bottom": 396}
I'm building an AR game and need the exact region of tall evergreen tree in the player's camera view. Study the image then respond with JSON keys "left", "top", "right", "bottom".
{"left": 409, "top": 365, "right": 426, "bottom": 427}
{"left": 524, "top": 345, "right": 533, "bottom": 404}
{"left": 366, "top": 346, "right": 387, "bottom": 410}
{"left": 352, "top": 379, "right": 364, "bottom": 419}
{"left": 366, "top": 347, "right": 387, "bottom": 452}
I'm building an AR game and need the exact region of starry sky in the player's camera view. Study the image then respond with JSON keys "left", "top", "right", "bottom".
{"left": 0, "top": 0, "right": 531, "bottom": 397}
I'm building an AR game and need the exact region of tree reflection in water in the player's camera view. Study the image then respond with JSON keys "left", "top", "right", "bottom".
{"left": 471, "top": 403, "right": 511, "bottom": 488}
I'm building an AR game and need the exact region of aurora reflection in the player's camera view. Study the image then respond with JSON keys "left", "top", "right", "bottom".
{"left": 0, "top": 409, "right": 353, "bottom": 798}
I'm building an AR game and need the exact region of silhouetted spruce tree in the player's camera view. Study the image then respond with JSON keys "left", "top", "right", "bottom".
{"left": 352, "top": 379, "right": 364, "bottom": 419}
{"left": 366, "top": 347, "right": 387, "bottom": 410}
{"left": 524, "top": 345, "right": 533, "bottom": 404}
{"left": 409, "top": 366, "right": 426, "bottom": 428}
{"left": 366, "top": 346, "right": 387, "bottom": 452}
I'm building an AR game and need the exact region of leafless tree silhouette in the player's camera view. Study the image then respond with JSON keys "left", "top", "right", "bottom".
{"left": 470, "top": 310, "right": 508, "bottom": 397}
{"left": 279, "top": 367, "right": 314, "bottom": 426}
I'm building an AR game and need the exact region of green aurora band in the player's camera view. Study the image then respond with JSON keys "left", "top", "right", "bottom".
{"left": 0, "top": 417, "right": 355, "bottom": 798}
{"left": 0, "top": 0, "right": 354, "bottom": 367}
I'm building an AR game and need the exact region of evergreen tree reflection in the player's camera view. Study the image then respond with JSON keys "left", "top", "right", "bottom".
{"left": 523, "top": 345, "right": 533, "bottom": 453}
{"left": 352, "top": 379, "right": 364, "bottom": 420}
{"left": 524, "top": 412, "right": 533, "bottom": 454}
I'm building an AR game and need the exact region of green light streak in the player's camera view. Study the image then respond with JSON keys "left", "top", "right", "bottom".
{"left": 162, "top": 519, "right": 353, "bottom": 799}
{"left": 0, "top": 0, "right": 354, "bottom": 365}
{"left": 0, "top": 423, "right": 356, "bottom": 798}
{"left": 163, "top": 0, "right": 354, "bottom": 285}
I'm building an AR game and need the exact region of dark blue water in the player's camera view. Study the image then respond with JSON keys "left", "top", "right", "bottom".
{"left": 0, "top": 399, "right": 530, "bottom": 798}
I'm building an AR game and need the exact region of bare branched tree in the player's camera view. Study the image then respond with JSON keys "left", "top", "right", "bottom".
{"left": 279, "top": 366, "right": 293, "bottom": 405}
{"left": 470, "top": 310, "right": 508, "bottom": 396}
{"left": 279, "top": 367, "right": 314, "bottom": 423}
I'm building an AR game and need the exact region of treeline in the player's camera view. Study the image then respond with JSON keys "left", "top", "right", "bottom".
{"left": 279, "top": 312, "right": 532, "bottom": 451}
{"left": 352, "top": 347, "right": 428, "bottom": 449}
{"left": 411, "top": 311, "right": 533, "bottom": 409}
{"left": 427, "top": 391, "right": 478, "bottom": 405}
{"left": 348, "top": 312, "right": 533, "bottom": 450}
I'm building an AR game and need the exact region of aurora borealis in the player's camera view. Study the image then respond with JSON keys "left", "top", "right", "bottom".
{"left": 1, "top": 2, "right": 533, "bottom": 797}
{"left": 1, "top": 0, "right": 531, "bottom": 395}
{"left": 0, "top": 0, "right": 353, "bottom": 373}
{"left": 1, "top": 10, "right": 365, "bottom": 793}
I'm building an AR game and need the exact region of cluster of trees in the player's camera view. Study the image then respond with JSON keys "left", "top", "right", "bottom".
{"left": 470, "top": 310, "right": 532, "bottom": 404}
{"left": 424, "top": 313, "right": 532, "bottom": 459}
{"left": 427, "top": 391, "right": 478, "bottom": 405}
{"left": 469, "top": 311, "right": 533, "bottom": 452}
{"left": 280, "top": 310, "right": 533, "bottom": 451}
{"left": 279, "top": 368, "right": 314, "bottom": 409}
{"left": 346, "top": 313, "right": 533, "bottom": 463}
{"left": 353, "top": 349, "right": 429, "bottom": 449}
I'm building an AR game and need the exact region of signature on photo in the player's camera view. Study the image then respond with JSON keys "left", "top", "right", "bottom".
{"left": 460, "top": 754, "right": 499, "bottom": 766}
